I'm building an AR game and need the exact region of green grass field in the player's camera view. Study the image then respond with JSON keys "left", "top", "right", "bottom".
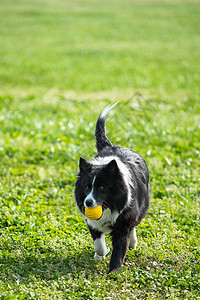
{"left": 0, "top": 0, "right": 199, "bottom": 299}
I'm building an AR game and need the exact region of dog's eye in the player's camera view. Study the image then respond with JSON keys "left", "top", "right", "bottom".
{"left": 98, "top": 186, "right": 104, "bottom": 192}
{"left": 85, "top": 184, "right": 91, "bottom": 194}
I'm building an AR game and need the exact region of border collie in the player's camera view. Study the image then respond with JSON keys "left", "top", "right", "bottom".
{"left": 75, "top": 102, "right": 150, "bottom": 273}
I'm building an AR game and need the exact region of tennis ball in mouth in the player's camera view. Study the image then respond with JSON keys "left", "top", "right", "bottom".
{"left": 85, "top": 205, "right": 103, "bottom": 220}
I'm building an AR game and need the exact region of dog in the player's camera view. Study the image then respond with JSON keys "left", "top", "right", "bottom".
{"left": 74, "top": 102, "right": 150, "bottom": 273}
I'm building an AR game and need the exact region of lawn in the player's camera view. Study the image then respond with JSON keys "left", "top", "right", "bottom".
{"left": 0, "top": 0, "right": 199, "bottom": 299}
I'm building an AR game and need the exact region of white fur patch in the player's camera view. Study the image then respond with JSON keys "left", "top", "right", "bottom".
{"left": 94, "top": 234, "right": 110, "bottom": 257}
{"left": 84, "top": 176, "right": 97, "bottom": 208}
{"left": 129, "top": 227, "right": 137, "bottom": 249}
{"left": 99, "top": 102, "right": 119, "bottom": 120}
{"left": 86, "top": 208, "right": 120, "bottom": 233}
{"left": 84, "top": 191, "right": 97, "bottom": 208}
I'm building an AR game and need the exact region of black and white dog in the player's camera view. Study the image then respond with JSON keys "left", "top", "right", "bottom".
{"left": 75, "top": 103, "right": 150, "bottom": 273}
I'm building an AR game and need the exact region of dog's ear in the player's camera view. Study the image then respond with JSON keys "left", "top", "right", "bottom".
{"left": 79, "top": 157, "right": 92, "bottom": 173}
{"left": 104, "top": 159, "right": 119, "bottom": 176}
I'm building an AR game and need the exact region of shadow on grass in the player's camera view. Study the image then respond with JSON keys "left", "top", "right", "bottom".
{"left": 0, "top": 248, "right": 104, "bottom": 283}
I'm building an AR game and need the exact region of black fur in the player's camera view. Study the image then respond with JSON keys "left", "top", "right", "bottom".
{"left": 74, "top": 103, "right": 150, "bottom": 273}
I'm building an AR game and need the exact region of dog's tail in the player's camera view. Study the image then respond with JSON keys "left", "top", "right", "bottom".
{"left": 95, "top": 102, "right": 119, "bottom": 152}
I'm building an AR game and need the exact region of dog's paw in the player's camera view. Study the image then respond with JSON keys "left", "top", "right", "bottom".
{"left": 105, "top": 246, "right": 110, "bottom": 256}
{"left": 94, "top": 247, "right": 110, "bottom": 260}
{"left": 94, "top": 252, "right": 102, "bottom": 260}
{"left": 129, "top": 242, "right": 137, "bottom": 250}
{"left": 107, "top": 268, "right": 119, "bottom": 275}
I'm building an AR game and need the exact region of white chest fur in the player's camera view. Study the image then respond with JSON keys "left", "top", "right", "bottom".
{"left": 86, "top": 208, "right": 119, "bottom": 233}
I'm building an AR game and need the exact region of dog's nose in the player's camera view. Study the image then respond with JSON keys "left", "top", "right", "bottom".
{"left": 85, "top": 199, "right": 94, "bottom": 207}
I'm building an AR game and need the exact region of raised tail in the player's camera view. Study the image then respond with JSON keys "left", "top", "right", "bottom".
{"left": 95, "top": 102, "right": 119, "bottom": 152}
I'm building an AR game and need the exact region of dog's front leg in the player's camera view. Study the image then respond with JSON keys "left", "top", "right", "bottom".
{"left": 88, "top": 226, "right": 110, "bottom": 259}
{"left": 108, "top": 233, "right": 130, "bottom": 273}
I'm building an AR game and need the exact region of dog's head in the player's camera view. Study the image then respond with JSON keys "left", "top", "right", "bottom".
{"left": 75, "top": 157, "right": 128, "bottom": 215}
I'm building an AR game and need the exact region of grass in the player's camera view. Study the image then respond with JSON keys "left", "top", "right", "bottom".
{"left": 0, "top": 0, "right": 199, "bottom": 94}
{"left": 0, "top": 0, "right": 200, "bottom": 299}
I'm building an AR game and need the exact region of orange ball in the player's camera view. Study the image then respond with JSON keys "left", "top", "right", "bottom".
{"left": 85, "top": 205, "right": 103, "bottom": 220}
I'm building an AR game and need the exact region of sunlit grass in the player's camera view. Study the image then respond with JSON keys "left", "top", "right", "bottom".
{"left": 0, "top": 94, "right": 199, "bottom": 298}
{"left": 0, "top": 0, "right": 199, "bottom": 94}
{"left": 0, "top": 0, "right": 200, "bottom": 298}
